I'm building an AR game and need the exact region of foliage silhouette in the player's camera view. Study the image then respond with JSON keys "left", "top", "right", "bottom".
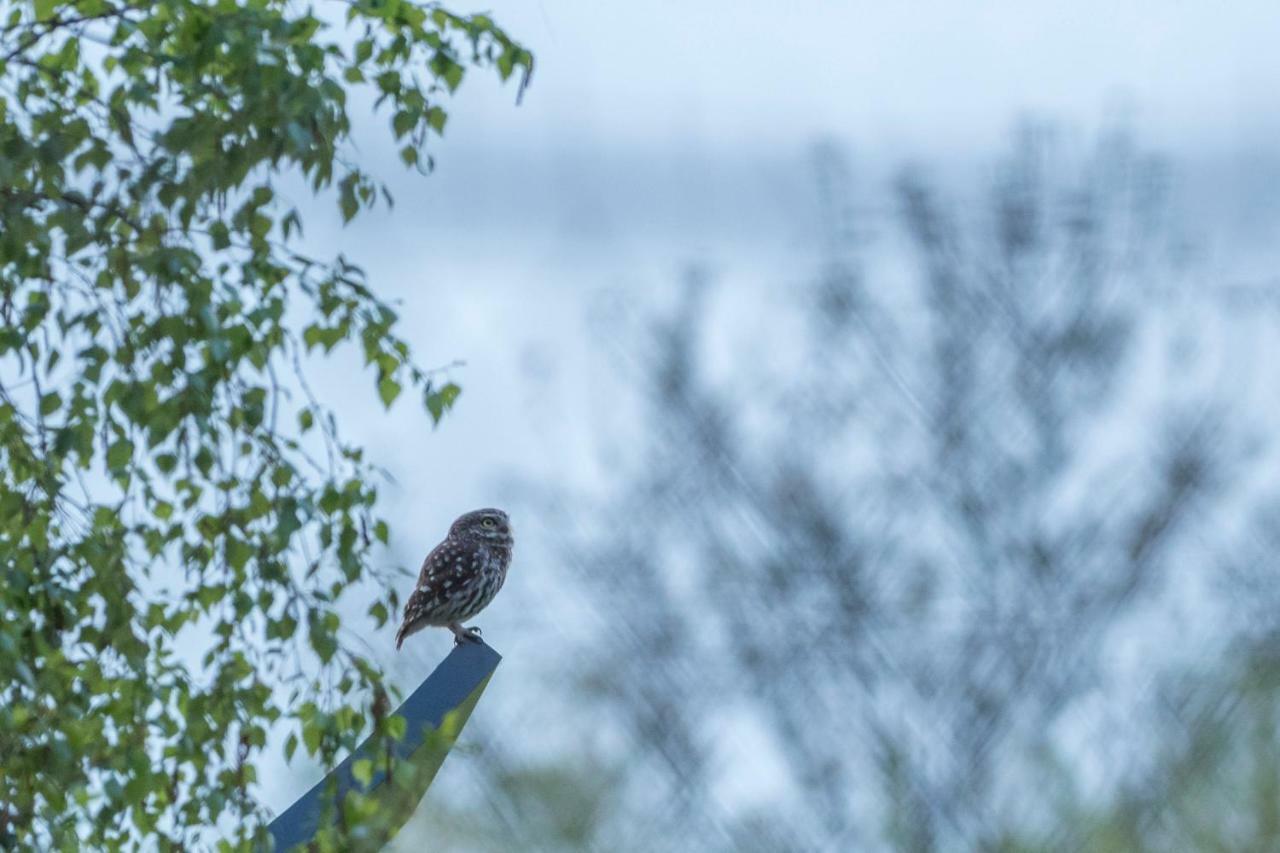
{"left": 0, "top": 0, "right": 529, "bottom": 846}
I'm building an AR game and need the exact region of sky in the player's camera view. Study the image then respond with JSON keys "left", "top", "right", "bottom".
{"left": 449, "top": 0, "right": 1280, "bottom": 152}
{"left": 333, "top": 0, "right": 1280, "bottom": 320}
{"left": 263, "top": 0, "right": 1280, "bottom": 823}
{"left": 294, "top": 0, "right": 1280, "bottom": 543}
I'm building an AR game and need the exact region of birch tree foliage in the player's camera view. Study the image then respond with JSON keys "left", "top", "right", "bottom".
{"left": 0, "top": 0, "right": 530, "bottom": 847}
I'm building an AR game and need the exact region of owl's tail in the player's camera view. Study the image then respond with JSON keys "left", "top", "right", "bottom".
{"left": 395, "top": 617, "right": 423, "bottom": 651}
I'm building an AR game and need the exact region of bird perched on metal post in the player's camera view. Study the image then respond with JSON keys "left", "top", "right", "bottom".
{"left": 396, "top": 508, "right": 514, "bottom": 649}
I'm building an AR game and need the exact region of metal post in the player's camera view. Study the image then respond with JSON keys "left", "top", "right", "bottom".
{"left": 268, "top": 641, "right": 502, "bottom": 850}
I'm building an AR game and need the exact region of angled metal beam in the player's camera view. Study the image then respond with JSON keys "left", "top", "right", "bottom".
{"left": 268, "top": 641, "right": 502, "bottom": 851}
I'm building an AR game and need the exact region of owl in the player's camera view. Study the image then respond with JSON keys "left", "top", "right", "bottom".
{"left": 395, "top": 508, "right": 514, "bottom": 649}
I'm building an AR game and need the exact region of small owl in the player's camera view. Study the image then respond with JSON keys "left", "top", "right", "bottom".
{"left": 395, "top": 508, "right": 514, "bottom": 649}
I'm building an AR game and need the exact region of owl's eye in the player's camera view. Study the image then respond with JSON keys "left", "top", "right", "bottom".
{"left": 482, "top": 518, "right": 497, "bottom": 528}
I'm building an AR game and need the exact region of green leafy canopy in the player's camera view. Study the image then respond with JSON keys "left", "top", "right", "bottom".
{"left": 0, "top": 0, "right": 530, "bottom": 847}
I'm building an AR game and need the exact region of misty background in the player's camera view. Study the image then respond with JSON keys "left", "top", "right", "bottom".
{"left": 258, "top": 2, "right": 1280, "bottom": 850}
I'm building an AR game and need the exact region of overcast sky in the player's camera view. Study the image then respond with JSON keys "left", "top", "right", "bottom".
{"left": 329, "top": 0, "right": 1280, "bottom": 288}
{"left": 304, "top": 0, "right": 1280, "bottom": 505}
{"left": 449, "top": 0, "right": 1280, "bottom": 152}
{"left": 285, "top": 0, "right": 1280, "bottom": 626}
{"left": 267, "top": 0, "right": 1280, "bottom": 817}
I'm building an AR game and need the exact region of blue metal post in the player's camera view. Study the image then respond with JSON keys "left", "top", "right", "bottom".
{"left": 267, "top": 641, "right": 502, "bottom": 850}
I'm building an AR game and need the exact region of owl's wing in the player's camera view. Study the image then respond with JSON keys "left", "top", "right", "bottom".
{"left": 414, "top": 537, "right": 462, "bottom": 588}
{"left": 396, "top": 537, "right": 468, "bottom": 645}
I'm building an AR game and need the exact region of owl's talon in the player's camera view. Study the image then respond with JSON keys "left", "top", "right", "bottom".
{"left": 450, "top": 624, "right": 484, "bottom": 645}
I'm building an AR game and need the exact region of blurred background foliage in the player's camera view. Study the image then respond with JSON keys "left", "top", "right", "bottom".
{"left": 383, "top": 126, "right": 1280, "bottom": 852}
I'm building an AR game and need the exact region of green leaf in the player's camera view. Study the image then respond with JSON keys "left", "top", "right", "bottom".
{"left": 302, "top": 721, "right": 322, "bottom": 757}
{"left": 377, "top": 376, "right": 402, "bottom": 408}
{"left": 426, "top": 381, "right": 461, "bottom": 423}
{"left": 441, "top": 60, "right": 464, "bottom": 92}
{"left": 338, "top": 173, "right": 360, "bottom": 223}
{"left": 106, "top": 438, "right": 133, "bottom": 470}
{"left": 392, "top": 110, "right": 415, "bottom": 140}
{"left": 210, "top": 221, "right": 231, "bottom": 250}
{"left": 426, "top": 106, "right": 447, "bottom": 134}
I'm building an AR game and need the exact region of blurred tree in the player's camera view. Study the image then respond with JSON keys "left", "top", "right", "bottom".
{"left": 0, "top": 0, "right": 529, "bottom": 847}
{"left": 989, "top": 636, "right": 1280, "bottom": 852}
{"left": 388, "top": 745, "right": 622, "bottom": 853}
{"left": 540, "top": 126, "right": 1235, "bottom": 850}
